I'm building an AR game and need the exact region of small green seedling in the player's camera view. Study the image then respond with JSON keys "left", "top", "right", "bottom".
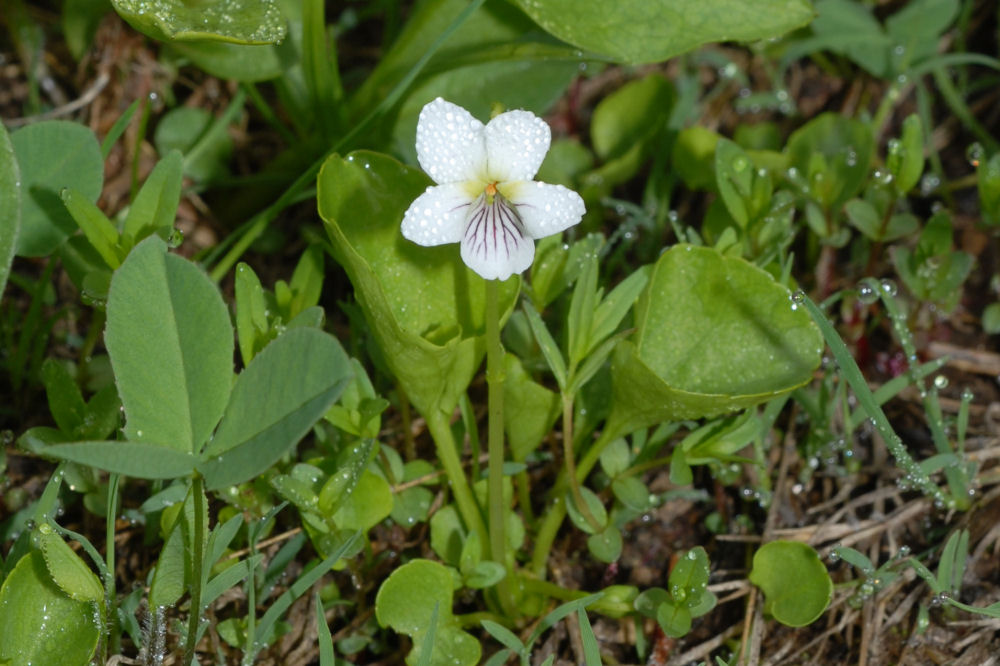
{"left": 749, "top": 540, "right": 832, "bottom": 626}
{"left": 634, "top": 546, "right": 717, "bottom": 638}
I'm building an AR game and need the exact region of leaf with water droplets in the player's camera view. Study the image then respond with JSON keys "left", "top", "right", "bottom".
{"left": 112, "top": 0, "right": 286, "bottom": 44}
{"left": 512, "top": 0, "right": 813, "bottom": 64}
{"left": 0, "top": 551, "right": 100, "bottom": 666}
{"left": 603, "top": 245, "right": 821, "bottom": 438}
{"left": 374, "top": 559, "right": 480, "bottom": 666}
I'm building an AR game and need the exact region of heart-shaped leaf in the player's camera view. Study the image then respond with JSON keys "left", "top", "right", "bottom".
{"left": 511, "top": 0, "right": 814, "bottom": 65}
{"left": 604, "top": 245, "right": 821, "bottom": 438}
{"left": 749, "top": 540, "right": 832, "bottom": 627}
{"left": 374, "top": 559, "right": 480, "bottom": 666}
{"left": 0, "top": 551, "right": 100, "bottom": 666}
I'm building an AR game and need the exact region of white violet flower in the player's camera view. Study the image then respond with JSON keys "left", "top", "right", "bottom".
{"left": 401, "top": 98, "right": 585, "bottom": 281}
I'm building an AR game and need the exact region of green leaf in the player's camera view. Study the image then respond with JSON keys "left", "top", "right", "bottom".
{"left": 199, "top": 328, "right": 352, "bottom": 490}
{"left": 806, "top": 0, "right": 889, "bottom": 76}
{"left": 0, "top": 551, "right": 100, "bottom": 666}
{"left": 105, "top": 236, "right": 233, "bottom": 453}
{"left": 0, "top": 121, "right": 19, "bottom": 296}
{"left": 978, "top": 153, "right": 1000, "bottom": 225}
{"left": 35, "top": 523, "right": 104, "bottom": 602}
{"left": 330, "top": 470, "right": 393, "bottom": 531}
{"left": 604, "top": 245, "right": 821, "bottom": 438}
{"left": 749, "top": 540, "right": 832, "bottom": 627}
{"left": 12, "top": 120, "right": 103, "bottom": 257}
{"left": 982, "top": 302, "right": 1000, "bottom": 334}
{"left": 153, "top": 107, "right": 233, "bottom": 182}
{"left": 890, "top": 115, "right": 924, "bottom": 194}
{"left": 511, "top": 0, "right": 814, "bottom": 64}
{"left": 318, "top": 150, "right": 518, "bottom": 416}
{"left": 587, "top": 525, "right": 623, "bottom": 563}
{"left": 31, "top": 440, "right": 197, "bottom": 479}
{"left": 123, "top": 149, "right": 183, "bottom": 244}
{"left": 673, "top": 126, "right": 720, "bottom": 191}
{"left": 111, "top": 0, "right": 286, "bottom": 44}
{"left": 234, "top": 262, "right": 271, "bottom": 366}
{"left": 63, "top": 0, "right": 111, "bottom": 60}
{"left": 657, "top": 600, "right": 692, "bottom": 638}
{"left": 503, "top": 354, "right": 560, "bottom": 462}
{"left": 885, "top": 0, "right": 959, "bottom": 67}
{"left": 375, "top": 559, "right": 480, "bottom": 666}
{"left": 566, "top": 487, "right": 607, "bottom": 535}
{"left": 715, "top": 138, "right": 754, "bottom": 227}
{"left": 590, "top": 74, "right": 673, "bottom": 161}
{"left": 522, "top": 300, "right": 568, "bottom": 391}
{"left": 61, "top": 187, "right": 122, "bottom": 269}
{"left": 786, "top": 113, "right": 873, "bottom": 210}
{"left": 40, "top": 359, "right": 87, "bottom": 434}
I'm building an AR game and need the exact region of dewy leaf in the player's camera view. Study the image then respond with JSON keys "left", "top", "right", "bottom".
{"left": 318, "top": 151, "right": 517, "bottom": 416}
{"left": 123, "top": 149, "right": 184, "bottom": 243}
{"left": 111, "top": 0, "right": 286, "bottom": 44}
{"left": 604, "top": 245, "right": 821, "bottom": 438}
{"left": 36, "top": 523, "right": 104, "bottom": 603}
{"left": 374, "top": 559, "right": 481, "bottom": 666}
{"left": 0, "top": 551, "right": 100, "bottom": 666}
{"left": 511, "top": 0, "right": 814, "bottom": 65}
{"left": 0, "top": 121, "right": 19, "bottom": 297}
{"left": 11, "top": 120, "right": 103, "bottom": 257}
{"left": 749, "top": 540, "right": 832, "bottom": 627}
{"left": 105, "top": 236, "right": 233, "bottom": 453}
{"left": 199, "top": 328, "right": 352, "bottom": 490}
{"left": 31, "top": 440, "right": 198, "bottom": 479}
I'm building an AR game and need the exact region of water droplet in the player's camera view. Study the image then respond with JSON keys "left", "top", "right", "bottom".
{"left": 961, "top": 387, "right": 974, "bottom": 402}
{"left": 879, "top": 279, "right": 897, "bottom": 297}
{"left": 732, "top": 156, "right": 749, "bottom": 172}
{"left": 857, "top": 279, "right": 879, "bottom": 305}
{"left": 966, "top": 143, "right": 984, "bottom": 167}
{"left": 933, "top": 375, "right": 949, "bottom": 389}
{"left": 167, "top": 228, "right": 184, "bottom": 248}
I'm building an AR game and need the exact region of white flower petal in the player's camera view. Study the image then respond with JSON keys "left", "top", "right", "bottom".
{"left": 485, "top": 110, "right": 551, "bottom": 182}
{"left": 508, "top": 181, "right": 586, "bottom": 239}
{"left": 415, "top": 98, "right": 487, "bottom": 184}
{"left": 460, "top": 195, "right": 534, "bottom": 281}
{"left": 401, "top": 183, "right": 472, "bottom": 246}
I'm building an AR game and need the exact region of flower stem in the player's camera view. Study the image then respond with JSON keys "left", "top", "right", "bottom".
{"left": 485, "top": 280, "right": 514, "bottom": 613}
{"left": 531, "top": 427, "right": 620, "bottom": 577}
{"left": 561, "top": 393, "right": 603, "bottom": 533}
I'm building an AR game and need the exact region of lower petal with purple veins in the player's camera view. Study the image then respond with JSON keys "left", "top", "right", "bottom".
{"left": 460, "top": 193, "right": 534, "bottom": 281}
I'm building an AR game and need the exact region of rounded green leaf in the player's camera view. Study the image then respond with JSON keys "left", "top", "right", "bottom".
{"left": 111, "top": 0, "right": 286, "bottom": 44}
{"left": 0, "top": 122, "right": 19, "bottom": 296}
{"left": 0, "top": 551, "right": 100, "bottom": 666}
{"left": 375, "top": 559, "right": 480, "bottom": 666}
{"left": 511, "top": 0, "right": 814, "bottom": 64}
{"left": 605, "top": 245, "right": 821, "bottom": 436}
{"left": 11, "top": 120, "right": 103, "bottom": 257}
{"left": 105, "top": 236, "right": 233, "bottom": 453}
{"left": 749, "top": 540, "right": 832, "bottom": 627}
{"left": 317, "top": 151, "right": 518, "bottom": 416}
